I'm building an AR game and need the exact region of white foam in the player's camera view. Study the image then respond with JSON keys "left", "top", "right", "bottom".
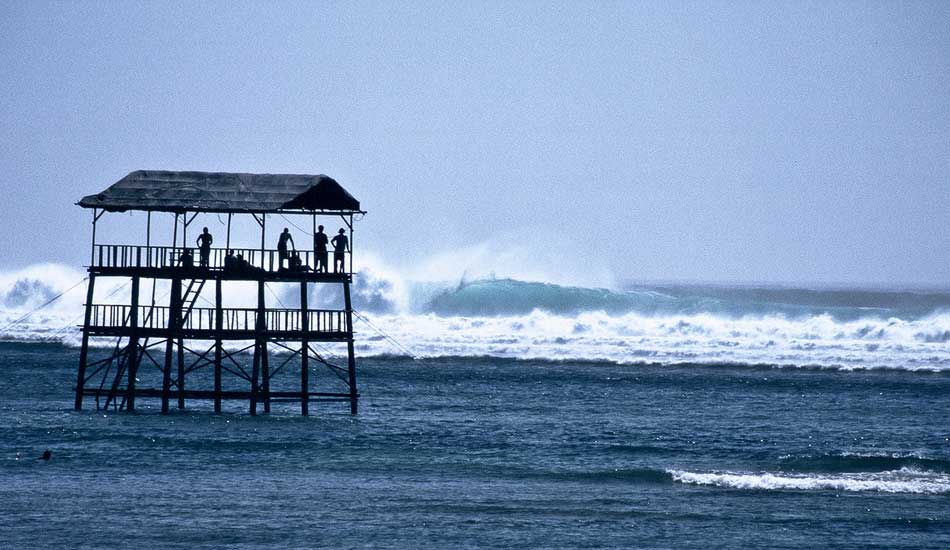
{"left": 668, "top": 468, "right": 950, "bottom": 494}
{"left": 3, "top": 262, "right": 950, "bottom": 371}
{"left": 353, "top": 310, "right": 950, "bottom": 371}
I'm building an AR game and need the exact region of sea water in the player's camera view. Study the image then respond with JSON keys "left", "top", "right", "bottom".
{"left": 1, "top": 268, "right": 949, "bottom": 548}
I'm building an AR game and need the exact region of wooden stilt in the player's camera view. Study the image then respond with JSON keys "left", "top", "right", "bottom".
{"left": 214, "top": 279, "right": 223, "bottom": 413}
{"left": 177, "top": 332, "right": 185, "bottom": 410}
{"left": 258, "top": 280, "right": 270, "bottom": 413}
{"left": 342, "top": 279, "right": 358, "bottom": 415}
{"left": 250, "top": 280, "right": 265, "bottom": 416}
{"left": 300, "top": 281, "right": 309, "bottom": 415}
{"left": 261, "top": 339, "right": 270, "bottom": 413}
{"left": 75, "top": 274, "right": 96, "bottom": 410}
{"left": 250, "top": 339, "right": 260, "bottom": 416}
{"left": 126, "top": 275, "right": 140, "bottom": 411}
{"left": 161, "top": 278, "right": 180, "bottom": 414}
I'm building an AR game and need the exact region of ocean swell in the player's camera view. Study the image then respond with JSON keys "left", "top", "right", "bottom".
{"left": 2, "top": 262, "right": 950, "bottom": 371}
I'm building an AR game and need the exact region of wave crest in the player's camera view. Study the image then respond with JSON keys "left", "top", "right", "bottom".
{"left": 668, "top": 468, "right": 950, "bottom": 494}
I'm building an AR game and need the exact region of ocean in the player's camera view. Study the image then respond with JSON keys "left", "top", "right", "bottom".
{"left": 1, "top": 265, "right": 949, "bottom": 548}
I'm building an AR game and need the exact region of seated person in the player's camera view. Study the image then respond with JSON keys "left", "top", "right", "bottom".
{"left": 224, "top": 250, "right": 237, "bottom": 271}
{"left": 289, "top": 251, "right": 308, "bottom": 272}
{"left": 233, "top": 253, "right": 265, "bottom": 276}
{"left": 179, "top": 248, "right": 194, "bottom": 268}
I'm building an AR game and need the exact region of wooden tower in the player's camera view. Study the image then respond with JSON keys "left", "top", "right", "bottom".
{"left": 73, "top": 170, "right": 364, "bottom": 415}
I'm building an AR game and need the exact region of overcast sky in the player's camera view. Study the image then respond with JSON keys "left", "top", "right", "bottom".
{"left": 1, "top": 1, "right": 948, "bottom": 286}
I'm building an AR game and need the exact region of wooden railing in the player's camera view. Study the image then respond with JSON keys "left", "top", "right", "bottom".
{"left": 88, "top": 304, "right": 348, "bottom": 334}
{"left": 91, "top": 244, "right": 349, "bottom": 275}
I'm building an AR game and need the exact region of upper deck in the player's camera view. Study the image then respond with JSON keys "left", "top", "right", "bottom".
{"left": 90, "top": 244, "right": 353, "bottom": 282}
{"left": 79, "top": 170, "right": 364, "bottom": 283}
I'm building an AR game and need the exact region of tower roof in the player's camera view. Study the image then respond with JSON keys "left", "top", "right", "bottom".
{"left": 78, "top": 170, "right": 362, "bottom": 214}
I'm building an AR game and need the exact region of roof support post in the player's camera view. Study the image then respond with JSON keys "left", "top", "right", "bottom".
{"left": 171, "top": 213, "right": 179, "bottom": 263}
{"left": 182, "top": 211, "right": 189, "bottom": 257}
{"left": 226, "top": 213, "right": 232, "bottom": 251}
{"left": 90, "top": 208, "right": 105, "bottom": 265}
{"left": 90, "top": 209, "right": 97, "bottom": 266}
{"left": 260, "top": 214, "right": 266, "bottom": 271}
{"left": 250, "top": 213, "right": 265, "bottom": 269}
{"left": 339, "top": 214, "right": 354, "bottom": 276}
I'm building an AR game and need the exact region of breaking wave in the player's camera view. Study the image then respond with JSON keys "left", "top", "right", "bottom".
{"left": 2, "top": 261, "right": 950, "bottom": 370}
{"left": 668, "top": 468, "right": 950, "bottom": 494}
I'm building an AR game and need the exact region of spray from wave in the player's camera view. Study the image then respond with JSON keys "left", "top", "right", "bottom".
{"left": 2, "top": 253, "right": 950, "bottom": 371}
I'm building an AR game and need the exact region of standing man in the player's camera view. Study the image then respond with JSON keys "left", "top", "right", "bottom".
{"left": 196, "top": 227, "right": 213, "bottom": 267}
{"left": 331, "top": 228, "right": 349, "bottom": 273}
{"left": 277, "top": 228, "right": 295, "bottom": 270}
{"left": 313, "top": 225, "right": 329, "bottom": 273}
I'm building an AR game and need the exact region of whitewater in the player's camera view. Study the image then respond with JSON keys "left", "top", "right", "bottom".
{"left": 3, "top": 259, "right": 950, "bottom": 548}
{"left": 2, "top": 259, "right": 950, "bottom": 371}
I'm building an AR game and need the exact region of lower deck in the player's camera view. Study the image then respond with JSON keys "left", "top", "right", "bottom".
{"left": 76, "top": 269, "right": 359, "bottom": 416}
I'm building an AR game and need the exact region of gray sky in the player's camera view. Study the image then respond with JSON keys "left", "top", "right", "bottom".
{"left": 1, "top": 1, "right": 948, "bottom": 285}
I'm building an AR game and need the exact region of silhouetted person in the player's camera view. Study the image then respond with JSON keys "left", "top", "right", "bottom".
{"left": 234, "top": 253, "right": 264, "bottom": 275}
{"left": 196, "top": 227, "right": 213, "bottom": 267}
{"left": 331, "top": 228, "right": 349, "bottom": 273}
{"left": 277, "top": 228, "right": 294, "bottom": 270}
{"left": 224, "top": 250, "right": 236, "bottom": 271}
{"left": 290, "top": 251, "right": 306, "bottom": 272}
{"left": 313, "top": 225, "right": 329, "bottom": 273}
{"left": 179, "top": 248, "right": 194, "bottom": 268}
{"left": 40, "top": 450, "right": 51, "bottom": 461}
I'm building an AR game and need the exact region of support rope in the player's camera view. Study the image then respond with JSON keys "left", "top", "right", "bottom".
{"left": 0, "top": 276, "right": 89, "bottom": 333}
{"left": 53, "top": 279, "right": 135, "bottom": 337}
{"left": 278, "top": 213, "right": 310, "bottom": 236}
{"left": 351, "top": 309, "right": 420, "bottom": 361}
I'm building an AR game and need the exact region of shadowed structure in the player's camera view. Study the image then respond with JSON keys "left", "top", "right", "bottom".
{"left": 74, "top": 170, "right": 365, "bottom": 415}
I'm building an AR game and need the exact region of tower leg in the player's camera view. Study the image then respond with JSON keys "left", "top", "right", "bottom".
{"left": 300, "top": 281, "right": 309, "bottom": 416}
{"left": 162, "top": 337, "right": 173, "bottom": 414}
{"left": 250, "top": 339, "right": 260, "bottom": 416}
{"left": 75, "top": 274, "right": 96, "bottom": 410}
{"left": 126, "top": 275, "right": 140, "bottom": 412}
{"left": 214, "top": 279, "right": 223, "bottom": 414}
{"left": 126, "top": 340, "right": 139, "bottom": 412}
{"left": 342, "top": 280, "right": 358, "bottom": 415}
{"left": 177, "top": 336, "right": 185, "bottom": 410}
{"left": 300, "top": 343, "right": 309, "bottom": 415}
{"left": 346, "top": 340, "right": 357, "bottom": 415}
{"left": 161, "top": 278, "right": 181, "bottom": 415}
{"left": 261, "top": 341, "right": 270, "bottom": 413}
{"left": 250, "top": 280, "right": 265, "bottom": 415}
